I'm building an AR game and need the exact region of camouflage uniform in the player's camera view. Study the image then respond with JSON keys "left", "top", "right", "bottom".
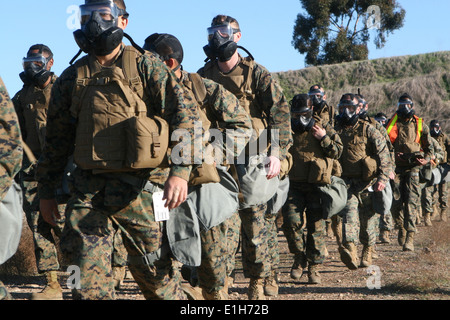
{"left": 36, "top": 45, "right": 200, "bottom": 300}
{"left": 0, "top": 76, "right": 24, "bottom": 300}
{"left": 199, "top": 55, "right": 293, "bottom": 284}
{"left": 432, "top": 131, "right": 450, "bottom": 218}
{"left": 12, "top": 75, "right": 67, "bottom": 274}
{"left": 179, "top": 69, "right": 252, "bottom": 297}
{"left": 389, "top": 118, "right": 433, "bottom": 242}
{"left": 336, "top": 118, "right": 391, "bottom": 266}
{"left": 282, "top": 115, "right": 343, "bottom": 269}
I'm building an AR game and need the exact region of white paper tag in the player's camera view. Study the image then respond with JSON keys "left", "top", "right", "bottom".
{"left": 153, "top": 191, "right": 170, "bottom": 222}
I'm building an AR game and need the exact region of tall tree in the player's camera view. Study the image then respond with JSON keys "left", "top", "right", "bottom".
{"left": 293, "top": 0, "right": 406, "bottom": 66}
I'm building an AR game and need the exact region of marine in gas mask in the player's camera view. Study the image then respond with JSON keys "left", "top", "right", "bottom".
{"left": 336, "top": 94, "right": 362, "bottom": 127}
{"left": 73, "top": 0, "right": 129, "bottom": 56}
{"left": 308, "top": 85, "right": 336, "bottom": 127}
{"left": 20, "top": 45, "right": 54, "bottom": 89}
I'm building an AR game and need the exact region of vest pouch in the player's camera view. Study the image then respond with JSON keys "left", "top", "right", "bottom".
{"left": 125, "top": 116, "right": 169, "bottom": 169}
{"left": 308, "top": 158, "right": 332, "bottom": 185}
{"left": 280, "top": 152, "right": 294, "bottom": 180}
{"left": 332, "top": 159, "right": 343, "bottom": 178}
{"left": 362, "top": 157, "right": 378, "bottom": 182}
{"left": 189, "top": 163, "right": 221, "bottom": 186}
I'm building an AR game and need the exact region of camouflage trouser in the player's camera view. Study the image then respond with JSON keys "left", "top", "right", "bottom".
{"left": 61, "top": 170, "right": 184, "bottom": 300}
{"left": 20, "top": 179, "right": 66, "bottom": 273}
{"left": 433, "top": 182, "right": 448, "bottom": 209}
{"left": 391, "top": 168, "right": 421, "bottom": 233}
{"left": 112, "top": 228, "right": 128, "bottom": 268}
{"left": 421, "top": 184, "right": 434, "bottom": 215}
{"left": 225, "top": 211, "right": 241, "bottom": 278}
{"left": 197, "top": 222, "right": 228, "bottom": 293}
{"left": 281, "top": 182, "right": 326, "bottom": 265}
{"left": 341, "top": 187, "right": 380, "bottom": 247}
{"left": 0, "top": 281, "right": 12, "bottom": 300}
{"left": 239, "top": 203, "right": 279, "bottom": 279}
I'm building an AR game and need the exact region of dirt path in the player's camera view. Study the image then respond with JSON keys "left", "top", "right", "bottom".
{"left": 2, "top": 218, "right": 449, "bottom": 301}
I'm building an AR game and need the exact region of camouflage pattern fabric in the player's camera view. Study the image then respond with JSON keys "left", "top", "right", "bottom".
{"left": 225, "top": 211, "right": 241, "bottom": 278}
{"left": 433, "top": 183, "right": 448, "bottom": 210}
{"left": 282, "top": 182, "right": 327, "bottom": 264}
{"left": 433, "top": 131, "right": 450, "bottom": 209}
{"left": 36, "top": 47, "right": 200, "bottom": 300}
{"left": 0, "top": 76, "right": 23, "bottom": 301}
{"left": 336, "top": 119, "right": 392, "bottom": 246}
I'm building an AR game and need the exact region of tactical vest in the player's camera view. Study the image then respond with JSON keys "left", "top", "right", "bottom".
{"left": 387, "top": 115, "right": 423, "bottom": 154}
{"left": 202, "top": 57, "right": 268, "bottom": 149}
{"left": 71, "top": 46, "right": 169, "bottom": 172}
{"left": 16, "top": 77, "right": 56, "bottom": 156}
{"left": 290, "top": 127, "right": 328, "bottom": 182}
{"left": 339, "top": 121, "right": 372, "bottom": 179}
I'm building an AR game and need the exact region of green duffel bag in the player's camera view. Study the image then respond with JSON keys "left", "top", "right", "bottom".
{"left": 317, "top": 176, "right": 348, "bottom": 220}
{"left": 0, "top": 181, "right": 23, "bottom": 265}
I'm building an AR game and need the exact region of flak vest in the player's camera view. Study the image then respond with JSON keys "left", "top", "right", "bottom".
{"left": 290, "top": 123, "right": 332, "bottom": 183}
{"left": 70, "top": 46, "right": 169, "bottom": 172}
{"left": 339, "top": 121, "right": 373, "bottom": 179}
{"left": 202, "top": 57, "right": 268, "bottom": 156}
{"left": 436, "top": 133, "right": 448, "bottom": 163}
{"left": 16, "top": 77, "right": 56, "bottom": 156}
{"left": 387, "top": 115, "right": 423, "bottom": 165}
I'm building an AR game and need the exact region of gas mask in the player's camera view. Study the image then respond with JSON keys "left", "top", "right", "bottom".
{"left": 337, "top": 100, "right": 359, "bottom": 126}
{"left": 73, "top": 1, "right": 127, "bottom": 56}
{"left": 308, "top": 89, "right": 326, "bottom": 112}
{"left": 20, "top": 52, "right": 52, "bottom": 87}
{"left": 292, "top": 110, "right": 315, "bottom": 133}
{"left": 431, "top": 124, "right": 441, "bottom": 138}
{"left": 397, "top": 100, "right": 415, "bottom": 120}
{"left": 203, "top": 23, "right": 238, "bottom": 62}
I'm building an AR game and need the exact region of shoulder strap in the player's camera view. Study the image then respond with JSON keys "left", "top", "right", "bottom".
{"left": 122, "top": 46, "right": 145, "bottom": 101}
{"left": 188, "top": 73, "right": 207, "bottom": 105}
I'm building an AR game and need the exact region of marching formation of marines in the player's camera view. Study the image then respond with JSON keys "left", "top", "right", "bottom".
{"left": 0, "top": 0, "right": 448, "bottom": 301}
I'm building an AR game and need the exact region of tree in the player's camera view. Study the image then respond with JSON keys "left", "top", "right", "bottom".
{"left": 293, "top": 0, "right": 406, "bottom": 66}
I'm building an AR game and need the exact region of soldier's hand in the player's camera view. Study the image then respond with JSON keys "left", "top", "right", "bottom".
{"left": 389, "top": 171, "right": 396, "bottom": 180}
{"left": 40, "top": 199, "right": 61, "bottom": 227}
{"left": 311, "top": 125, "right": 326, "bottom": 141}
{"left": 415, "top": 157, "right": 429, "bottom": 166}
{"left": 265, "top": 156, "right": 281, "bottom": 180}
{"left": 163, "top": 176, "right": 188, "bottom": 210}
{"left": 373, "top": 181, "right": 386, "bottom": 192}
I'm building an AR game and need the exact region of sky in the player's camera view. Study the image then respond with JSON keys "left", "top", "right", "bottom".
{"left": 2, "top": 0, "right": 450, "bottom": 96}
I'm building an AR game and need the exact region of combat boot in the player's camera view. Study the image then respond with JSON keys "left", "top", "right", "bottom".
{"left": 424, "top": 213, "right": 433, "bottom": 226}
{"left": 290, "top": 253, "right": 307, "bottom": 280}
{"left": 112, "top": 266, "right": 126, "bottom": 290}
{"left": 403, "top": 232, "right": 415, "bottom": 252}
{"left": 264, "top": 272, "right": 278, "bottom": 297}
{"left": 360, "top": 246, "right": 373, "bottom": 268}
{"left": 379, "top": 230, "right": 391, "bottom": 244}
{"left": 339, "top": 242, "right": 358, "bottom": 270}
{"left": 202, "top": 288, "right": 228, "bottom": 300}
{"left": 307, "top": 264, "right": 321, "bottom": 284}
{"left": 181, "top": 283, "right": 204, "bottom": 300}
{"left": 440, "top": 208, "right": 448, "bottom": 222}
{"left": 248, "top": 278, "right": 265, "bottom": 300}
{"left": 398, "top": 227, "right": 406, "bottom": 246}
{"left": 31, "top": 271, "right": 63, "bottom": 300}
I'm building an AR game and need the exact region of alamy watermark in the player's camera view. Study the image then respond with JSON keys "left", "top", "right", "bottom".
{"left": 366, "top": 5, "right": 382, "bottom": 30}
{"left": 366, "top": 265, "right": 382, "bottom": 290}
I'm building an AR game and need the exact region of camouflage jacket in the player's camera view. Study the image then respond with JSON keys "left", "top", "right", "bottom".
{"left": 335, "top": 119, "right": 392, "bottom": 185}
{"left": 198, "top": 55, "right": 293, "bottom": 161}
{"left": 434, "top": 131, "right": 450, "bottom": 163}
{"left": 0, "top": 76, "right": 23, "bottom": 200}
{"left": 36, "top": 45, "right": 200, "bottom": 199}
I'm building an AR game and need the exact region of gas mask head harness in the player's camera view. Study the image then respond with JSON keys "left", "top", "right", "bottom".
{"left": 430, "top": 120, "right": 441, "bottom": 137}
{"left": 143, "top": 33, "right": 184, "bottom": 72}
{"left": 73, "top": 0, "right": 129, "bottom": 56}
{"left": 290, "top": 94, "right": 315, "bottom": 133}
{"left": 20, "top": 44, "right": 53, "bottom": 87}
{"left": 397, "top": 94, "right": 415, "bottom": 120}
{"left": 337, "top": 94, "right": 360, "bottom": 126}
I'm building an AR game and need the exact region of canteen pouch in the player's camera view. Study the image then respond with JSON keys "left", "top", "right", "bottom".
{"left": 308, "top": 158, "right": 333, "bottom": 185}
{"left": 362, "top": 157, "right": 378, "bottom": 182}
{"left": 189, "top": 163, "right": 221, "bottom": 186}
{"left": 125, "top": 116, "right": 169, "bottom": 169}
